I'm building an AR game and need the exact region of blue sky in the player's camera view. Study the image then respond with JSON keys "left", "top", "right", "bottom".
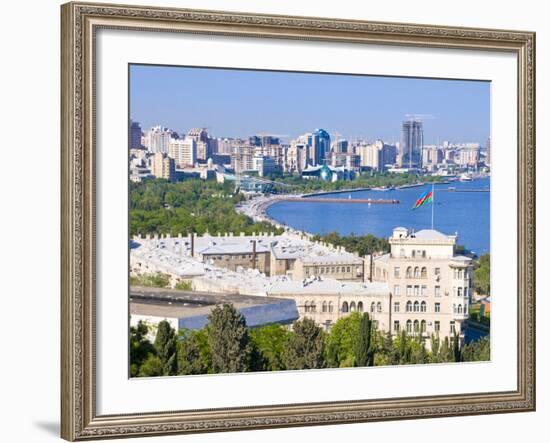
{"left": 130, "top": 64, "right": 490, "bottom": 145}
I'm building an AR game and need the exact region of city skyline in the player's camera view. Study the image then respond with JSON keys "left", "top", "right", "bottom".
{"left": 130, "top": 64, "right": 490, "bottom": 145}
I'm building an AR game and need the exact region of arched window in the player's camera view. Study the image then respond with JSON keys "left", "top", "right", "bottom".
{"left": 342, "top": 301, "right": 349, "bottom": 313}
{"left": 310, "top": 301, "right": 316, "bottom": 312}
{"left": 357, "top": 301, "right": 363, "bottom": 312}
{"left": 421, "top": 301, "right": 427, "bottom": 312}
{"left": 350, "top": 301, "right": 356, "bottom": 312}
{"left": 414, "top": 267, "right": 420, "bottom": 278}
{"left": 458, "top": 287, "right": 463, "bottom": 297}
{"left": 406, "top": 267, "right": 413, "bottom": 278}
{"left": 457, "top": 304, "right": 463, "bottom": 314}
{"left": 414, "top": 301, "right": 420, "bottom": 312}
{"left": 377, "top": 302, "right": 382, "bottom": 313}
{"left": 421, "top": 267, "right": 427, "bottom": 278}
{"left": 304, "top": 301, "right": 310, "bottom": 313}
{"left": 421, "top": 320, "right": 426, "bottom": 333}
{"left": 371, "top": 302, "right": 376, "bottom": 313}
{"left": 322, "top": 301, "right": 327, "bottom": 313}
{"left": 414, "top": 320, "right": 420, "bottom": 333}
{"left": 406, "top": 301, "right": 412, "bottom": 312}
{"left": 406, "top": 320, "right": 413, "bottom": 333}
{"left": 328, "top": 302, "right": 334, "bottom": 313}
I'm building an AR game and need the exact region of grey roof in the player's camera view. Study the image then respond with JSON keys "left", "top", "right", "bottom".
{"left": 413, "top": 229, "right": 453, "bottom": 240}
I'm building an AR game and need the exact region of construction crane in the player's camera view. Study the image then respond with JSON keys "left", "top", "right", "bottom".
{"left": 404, "top": 114, "right": 435, "bottom": 122}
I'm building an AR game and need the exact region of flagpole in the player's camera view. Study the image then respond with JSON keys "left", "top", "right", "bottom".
{"left": 431, "top": 182, "right": 435, "bottom": 230}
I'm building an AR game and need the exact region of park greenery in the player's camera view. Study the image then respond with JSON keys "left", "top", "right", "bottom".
{"left": 311, "top": 231, "right": 390, "bottom": 257}
{"left": 473, "top": 253, "right": 491, "bottom": 296}
{"left": 130, "top": 179, "right": 283, "bottom": 237}
{"left": 265, "top": 171, "right": 443, "bottom": 194}
{"left": 130, "top": 305, "right": 490, "bottom": 377}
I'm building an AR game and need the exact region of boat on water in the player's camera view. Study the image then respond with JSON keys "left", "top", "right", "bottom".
{"left": 459, "top": 173, "right": 473, "bottom": 182}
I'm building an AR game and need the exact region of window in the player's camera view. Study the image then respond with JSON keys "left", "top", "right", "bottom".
{"left": 421, "top": 301, "right": 427, "bottom": 312}
{"left": 346, "top": 266, "right": 351, "bottom": 273}
{"left": 394, "top": 267, "right": 400, "bottom": 278}
{"left": 413, "top": 320, "right": 420, "bottom": 333}
{"left": 457, "top": 304, "right": 463, "bottom": 314}
{"left": 464, "top": 287, "right": 469, "bottom": 298}
{"left": 435, "top": 285, "right": 441, "bottom": 297}
{"left": 371, "top": 302, "right": 376, "bottom": 313}
{"left": 450, "top": 321, "right": 456, "bottom": 334}
{"left": 411, "top": 250, "right": 416, "bottom": 258}
{"left": 305, "top": 268, "right": 310, "bottom": 276}
{"left": 320, "top": 267, "right": 324, "bottom": 274}
{"left": 414, "top": 267, "right": 420, "bottom": 278}
{"left": 421, "top": 320, "right": 426, "bottom": 333}
{"left": 421, "top": 250, "right": 427, "bottom": 258}
{"left": 328, "top": 302, "right": 334, "bottom": 313}
{"left": 394, "top": 302, "right": 400, "bottom": 313}
{"left": 322, "top": 301, "right": 327, "bottom": 313}
{"left": 406, "top": 320, "right": 413, "bottom": 333}
{"left": 394, "top": 320, "right": 400, "bottom": 332}
{"left": 350, "top": 301, "right": 356, "bottom": 312}
{"left": 457, "top": 287, "right": 463, "bottom": 297}
{"left": 331, "top": 267, "right": 335, "bottom": 273}
{"left": 413, "top": 301, "right": 419, "bottom": 312}
{"left": 421, "top": 267, "right": 427, "bottom": 278}
{"left": 310, "top": 301, "right": 316, "bottom": 312}
{"left": 435, "top": 302, "right": 441, "bottom": 313}
{"left": 421, "top": 285, "right": 427, "bottom": 296}
{"left": 377, "top": 302, "right": 382, "bottom": 313}
{"left": 435, "top": 267, "right": 441, "bottom": 276}
{"left": 406, "top": 301, "right": 412, "bottom": 312}
{"left": 434, "top": 321, "right": 440, "bottom": 332}
{"left": 394, "top": 285, "right": 400, "bottom": 296}
{"left": 336, "top": 266, "right": 340, "bottom": 273}
{"left": 342, "top": 301, "right": 349, "bottom": 313}
{"left": 414, "top": 285, "right": 420, "bottom": 296}
{"left": 357, "top": 301, "right": 363, "bottom": 312}
{"left": 406, "top": 285, "right": 413, "bottom": 296}
{"left": 406, "top": 267, "right": 413, "bottom": 278}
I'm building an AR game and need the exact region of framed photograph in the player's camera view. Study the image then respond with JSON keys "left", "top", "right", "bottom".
{"left": 61, "top": 1, "right": 536, "bottom": 440}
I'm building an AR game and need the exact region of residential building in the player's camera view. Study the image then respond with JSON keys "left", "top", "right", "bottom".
{"left": 144, "top": 125, "right": 172, "bottom": 154}
{"left": 372, "top": 227, "right": 473, "bottom": 344}
{"left": 151, "top": 152, "right": 175, "bottom": 181}
{"left": 129, "top": 120, "right": 143, "bottom": 149}
{"left": 168, "top": 137, "right": 197, "bottom": 167}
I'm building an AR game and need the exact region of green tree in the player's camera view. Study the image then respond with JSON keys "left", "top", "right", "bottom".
{"left": 206, "top": 304, "right": 253, "bottom": 373}
{"left": 354, "top": 313, "right": 374, "bottom": 367}
{"left": 325, "top": 312, "right": 362, "bottom": 367}
{"left": 284, "top": 318, "right": 325, "bottom": 370}
{"left": 138, "top": 354, "right": 163, "bottom": 377}
{"left": 452, "top": 332, "right": 462, "bottom": 363}
{"left": 154, "top": 320, "right": 178, "bottom": 375}
{"left": 177, "top": 330, "right": 211, "bottom": 375}
{"left": 462, "top": 336, "right": 490, "bottom": 362}
{"left": 473, "top": 253, "right": 491, "bottom": 296}
{"left": 250, "top": 324, "right": 291, "bottom": 371}
{"left": 129, "top": 320, "right": 156, "bottom": 377}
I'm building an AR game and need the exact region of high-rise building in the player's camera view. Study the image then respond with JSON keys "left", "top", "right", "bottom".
{"left": 400, "top": 120, "right": 423, "bottom": 168}
{"left": 359, "top": 140, "right": 397, "bottom": 171}
{"left": 187, "top": 128, "right": 211, "bottom": 161}
{"left": 144, "top": 125, "right": 172, "bottom": 154}
{"left": 129, "top": 120, "right": 143, "bottom": 149}
{"left": 151, "top": 152, "right": 175, "bottom": 181}
{"left": 168, "top": 138, "right": 197, "bottom": 167}
{"left": 486, "top": 137, "right": 491, "bottom": 166}
{"left": 231, "top": 145, "right": 256, "bottom": 173}
{"left": 311, "top": 129, "right": 331, "bottom": 166}
{"left": 252, "top": 153, "right": 277, "bottom": 177}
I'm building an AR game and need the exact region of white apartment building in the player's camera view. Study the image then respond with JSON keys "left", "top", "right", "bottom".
{"left": 144, "top": 125, "right": 172, "bottom": 154}
{"left": 168, "top": 137, "right": 197, "bottom": 167}
{"left": 372, "top": 227, "right": 473, "bottom": 344}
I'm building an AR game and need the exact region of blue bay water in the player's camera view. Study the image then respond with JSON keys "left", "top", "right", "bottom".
{"left": 267, "top": 177, "right": 490, "bottom": 255}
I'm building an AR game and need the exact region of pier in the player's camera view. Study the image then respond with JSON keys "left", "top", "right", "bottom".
{"left": 279, "top": 197, "right": 400, "bottom": 204}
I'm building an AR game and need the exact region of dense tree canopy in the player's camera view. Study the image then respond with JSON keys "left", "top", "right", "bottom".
{"left": 473, "top": 253, "right": 491, "bottom": 296}
{"left": 130, "top": 305, "right": 491, "bottom": 378}
{"left": 130, "top": 179, "right": 283, "bottom": 237}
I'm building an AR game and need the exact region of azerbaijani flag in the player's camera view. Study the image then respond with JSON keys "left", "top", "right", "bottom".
{"left": 412, "top": 189, "right": 433, "bottom": 209}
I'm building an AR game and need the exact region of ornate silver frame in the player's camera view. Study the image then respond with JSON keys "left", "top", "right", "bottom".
{"left": 61, "top": 2, "right": 536, "bottom": 440}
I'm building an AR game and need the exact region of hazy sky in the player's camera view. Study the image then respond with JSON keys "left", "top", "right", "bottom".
{"left": 130, "top": 64, "right": 490, "bottom": 145}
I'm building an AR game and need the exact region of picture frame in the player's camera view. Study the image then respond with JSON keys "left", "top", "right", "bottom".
{"left": 61, "top": 1, "right": 536, "bottom": 440}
